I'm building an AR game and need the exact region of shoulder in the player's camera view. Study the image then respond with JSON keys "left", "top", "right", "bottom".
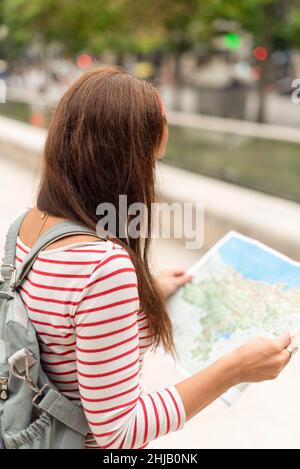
{"left": 74, "top": 241, "right": 140, "bottom": 318}
{"left": 98, "top": 240, "right": 133, "bottom": 265}
{"left": 89, "top": 240, "right": 137, "bottom": 282}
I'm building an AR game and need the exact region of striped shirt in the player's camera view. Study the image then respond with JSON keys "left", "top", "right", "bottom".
{"left": 13, "top": 236, "right": 186, "bottom": 448}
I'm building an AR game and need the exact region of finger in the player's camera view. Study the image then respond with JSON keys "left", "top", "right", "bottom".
{"left": 170, "top": 269, "right": 187, "bottom": 277}
{"left": 290, "top": 339, "right": 299, "bottom": 353}
{"left": 281, "top": 339, "right": 299, "bottom": 364}
{"left": 280, "top": 349, "right": 293, "bottom": 366}
{"left": 275, "top": 331, "right": 292, "bottom": 350}
{"left": 174, "top": 273, "right": 192, "bottom": 286}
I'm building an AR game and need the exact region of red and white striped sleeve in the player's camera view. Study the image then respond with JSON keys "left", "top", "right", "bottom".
{"left": 74, "top": 245, "right": 186, "bottom": 449}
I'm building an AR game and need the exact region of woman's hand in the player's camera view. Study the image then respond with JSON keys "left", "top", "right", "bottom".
{"left": 175, "top": 331, "right": 298, "bottom": 421}
{"left": 156, "top": 269, "right": 192, "bottom": 299}
{"left": 230, "top": 332, "right": 298, "bottom": 384}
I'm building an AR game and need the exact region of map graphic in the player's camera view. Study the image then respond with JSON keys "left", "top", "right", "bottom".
{"left": 168, "top": 232, "right": 300, "bottom": 384}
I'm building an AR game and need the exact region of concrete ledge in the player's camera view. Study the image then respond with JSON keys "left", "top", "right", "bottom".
{"left": 1, "top": 114, "right": 300, "bottom": 260}
{"left": 0, "top": 115, "right": 45, "bottom": 170}
{"left": 167, "top": 110, "right": 300, "bottom": 144}
{"left": 157, "top": 164, "right": 300, "bottom": 261}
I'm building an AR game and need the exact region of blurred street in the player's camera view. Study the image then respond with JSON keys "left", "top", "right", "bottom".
{"left": 2, "top": 153, "right": 300, "bottom": 449}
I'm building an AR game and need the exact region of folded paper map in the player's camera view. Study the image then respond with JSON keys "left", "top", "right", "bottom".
{"left": 168, "top": 231, "right": 300, "bottom": 404}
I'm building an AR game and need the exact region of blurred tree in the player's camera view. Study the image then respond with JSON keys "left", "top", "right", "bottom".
{"left": 1, "top": 0, "right": 125, "bottom": 58}
{"left": 0, "top": 0, "right": 6, "bottom": 58}
{"left": 120, "top": 0, "right": 200, "bottom": 83}
{"left": 0, "top": 0, "right": 201, "bottom": 84}
{"left": 2, "top": 0, "right": 300, "bottom": 121}
{"left": 1, "top": 1, "right": 204, "bottom": 58}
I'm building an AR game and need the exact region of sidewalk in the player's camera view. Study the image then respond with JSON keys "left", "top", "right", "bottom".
{"left": 0, "top": 154, "right": 37, "bottom": 249}
{"left": 1, "top": 155, "right": 300, "bottom": 449}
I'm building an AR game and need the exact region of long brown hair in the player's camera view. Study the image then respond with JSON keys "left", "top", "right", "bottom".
{"left": 37, "top": 66, "right": 174, "bottom": 352}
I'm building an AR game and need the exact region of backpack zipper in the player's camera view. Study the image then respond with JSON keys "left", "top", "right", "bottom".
{"left": 0, "top": 377, "right": 8, "bottom": 400}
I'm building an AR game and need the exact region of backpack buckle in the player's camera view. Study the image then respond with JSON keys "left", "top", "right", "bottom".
{"left": 32, "top": 383, "right": 60, "bottom": 409}
{"left": 9, "top": 348, "right": 36, "bottom": 377}
{"left": 0, "top": 263, "right": 16, "bottom": 285}
{"left": 8, "top": 348, "right": 39, "bottom": 394}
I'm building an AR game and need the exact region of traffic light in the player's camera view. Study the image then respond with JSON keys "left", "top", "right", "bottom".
{"left": 252, "top": 47, "right": 268, "bottom": 61}
{"left": 77, "top": 54, "right": 93, "bottom": 69}
{"left": 224, "top": 32, "right": 241, "bottom": 50}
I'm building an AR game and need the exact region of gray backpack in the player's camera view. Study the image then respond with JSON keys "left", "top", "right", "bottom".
{"left": 0, "top": 210, "right": 101, "bottom": 449}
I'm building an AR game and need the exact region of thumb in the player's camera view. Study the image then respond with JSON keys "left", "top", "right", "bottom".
{"left": 275, "top": 331, "right": 292, "bottom": 350}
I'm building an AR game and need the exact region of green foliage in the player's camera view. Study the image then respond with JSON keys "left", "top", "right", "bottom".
{"left": 1, "top": 0, "right": 300, "bottom": 59}
{"left": 195, "top": 0, "right": 300, "bottom": 49}
{"left": 2, "top": 0, "right": 123, "bottom": 56}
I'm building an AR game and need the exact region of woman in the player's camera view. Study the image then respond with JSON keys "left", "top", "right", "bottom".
{"left": 15, "top": 66, "right": 296, "bottom": 448}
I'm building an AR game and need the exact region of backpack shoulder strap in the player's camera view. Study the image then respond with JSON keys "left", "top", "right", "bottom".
{"left": 1, "top": 209, "right": 30, "bottom": 282}
{"left": 11, "top": 220, "right": 103, "bottom": 291}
